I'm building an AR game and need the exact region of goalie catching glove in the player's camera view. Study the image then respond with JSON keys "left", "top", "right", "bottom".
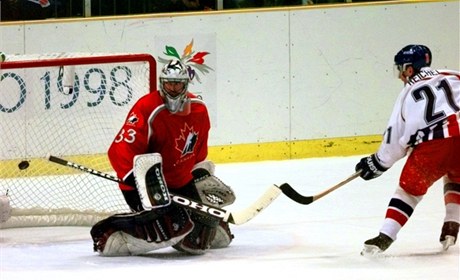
{"left": 191, "top": 160, "right": 236, "bottom": 207}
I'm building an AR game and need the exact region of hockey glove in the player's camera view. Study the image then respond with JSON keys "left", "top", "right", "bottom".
{"left": 192, "top": 171, "right": 235, "bottom": 207}
{"left": 355, "top": 154, "right": 388, "bottom": 180}
{"left": 192, "top": 161, "right": 235, "bottom": 207}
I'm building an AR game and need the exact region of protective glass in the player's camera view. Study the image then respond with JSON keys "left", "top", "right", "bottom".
{"left": 162, "top": 81, "right": 186, "bottom": 97}
{"left": 394, "top": 63, "right": 411, "bottom": 78}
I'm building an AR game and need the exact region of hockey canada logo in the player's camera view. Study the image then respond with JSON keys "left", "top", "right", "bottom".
{"left": 126, "top": 112, "right": 139, "bottom": 126}
{"left": 175, "top": 123, "right": 198, "bottom": 156}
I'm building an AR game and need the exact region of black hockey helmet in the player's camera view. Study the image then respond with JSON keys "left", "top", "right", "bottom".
{"left": 394, "top": 44, "right": 432, "bottom": 72}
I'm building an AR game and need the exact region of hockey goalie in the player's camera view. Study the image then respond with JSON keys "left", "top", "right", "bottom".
{"left": 91, "top": 60, "right": 236, "bottom": 256}
{"left": 90, "top": 153, "right": 235, "bottom": 256}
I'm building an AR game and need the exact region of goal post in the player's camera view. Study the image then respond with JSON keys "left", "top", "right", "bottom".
{"left": 0, "top": 52, "right": 157, "bottom": 228}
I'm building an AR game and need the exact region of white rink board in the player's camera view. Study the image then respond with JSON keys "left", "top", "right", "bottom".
{"left": 0, "top": 1, "right": 458, "bottom": 148}
{"left": 290, "top": 2, "right": 460, "bottom": 139}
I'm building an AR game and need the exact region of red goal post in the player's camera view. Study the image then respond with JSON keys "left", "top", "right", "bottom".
{"left": 0, "top": 53, "right": 156, "bottom": 228}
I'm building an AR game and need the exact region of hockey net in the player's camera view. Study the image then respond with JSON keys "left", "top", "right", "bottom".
{"left": 0, "top": 53, "right": 156, "bottom": 228}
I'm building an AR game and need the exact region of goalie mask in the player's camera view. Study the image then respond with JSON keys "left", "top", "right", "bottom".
{"left": 159, "top": 60, "right": 191, "bottom": 114}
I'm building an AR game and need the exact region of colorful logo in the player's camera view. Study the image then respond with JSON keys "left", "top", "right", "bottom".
{"left": 158, "top": 39, "right": 213, "bottom": 84}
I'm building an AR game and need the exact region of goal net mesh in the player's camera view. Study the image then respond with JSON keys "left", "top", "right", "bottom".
{"left": 0, "top": 52, "right": 156, "bottom": 228}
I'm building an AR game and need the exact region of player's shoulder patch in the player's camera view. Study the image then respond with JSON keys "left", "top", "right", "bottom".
{"left": 126, "top": 112, "right": 139, "bottom": 126}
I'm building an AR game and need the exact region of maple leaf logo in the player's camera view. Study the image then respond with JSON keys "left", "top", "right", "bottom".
{"left": 175, "top": 123, "right": 198, "bottom": 156}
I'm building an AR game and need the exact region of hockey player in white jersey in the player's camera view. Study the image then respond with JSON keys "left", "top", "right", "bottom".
{"left": 355, "top": 44, "right": 460, "bottom": 255}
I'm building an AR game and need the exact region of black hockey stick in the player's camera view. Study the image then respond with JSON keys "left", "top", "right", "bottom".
{"left": 278, "top": 171, "right": 361, "bottom": 205}
{"left": 47, "top": 154, "right": 282, "bottom": 225}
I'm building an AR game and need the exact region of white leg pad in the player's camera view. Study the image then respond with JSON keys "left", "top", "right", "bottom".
{"left": 100, "top": 228, "right": 192, "bottom": 256}
{"left": 101, "top": 231, "right": 130, "bottom": 256}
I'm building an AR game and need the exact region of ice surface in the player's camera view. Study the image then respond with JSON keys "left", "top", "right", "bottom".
{"left": 1, "top": 155, "right": 459, "bottom": 280}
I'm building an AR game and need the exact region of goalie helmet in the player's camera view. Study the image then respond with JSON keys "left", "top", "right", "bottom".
{"left": 394, "top": 44, "right": 432, "bottom": 73}
{"left": 159, "top": 60, "right": 190, "bottom": 114}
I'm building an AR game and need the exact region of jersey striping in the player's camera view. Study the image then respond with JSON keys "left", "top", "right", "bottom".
{"left": 376, "top": 68, "right": 460, "bottom": 168}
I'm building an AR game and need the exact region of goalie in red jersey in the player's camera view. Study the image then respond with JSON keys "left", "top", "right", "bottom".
{"left": 90, "top": 59, "right": 235, "bottom": 256}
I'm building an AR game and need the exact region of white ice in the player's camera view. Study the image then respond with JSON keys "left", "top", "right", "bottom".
{"left": 1, "top": 155, "right": 459, "bottom": 280}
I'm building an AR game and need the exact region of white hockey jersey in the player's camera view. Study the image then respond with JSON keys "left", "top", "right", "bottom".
{"left": 376, "top": 67, "right": 460, "bottom": 168}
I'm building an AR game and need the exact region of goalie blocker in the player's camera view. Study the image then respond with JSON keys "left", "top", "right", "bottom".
{"left": 90, "top": 153, "right": 235, "bottom": 256}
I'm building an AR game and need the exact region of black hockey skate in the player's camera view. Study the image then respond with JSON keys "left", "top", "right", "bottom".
{"left": 361, "top": 232, "right": 394, "bottom": 256}
{"left": 440, "top": 221, "right": 459, "bottom": 250}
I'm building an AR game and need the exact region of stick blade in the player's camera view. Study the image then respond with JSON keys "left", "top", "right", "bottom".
{"left": 279, "top": 183, "right": 313, "bottom": 205}
{"left": 47, "top": 154, "right": 68, "bottom": 165}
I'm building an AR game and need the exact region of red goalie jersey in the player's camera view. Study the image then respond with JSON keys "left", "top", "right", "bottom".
{"left": 108, "top": 90, "right": 210, "bottom": 191}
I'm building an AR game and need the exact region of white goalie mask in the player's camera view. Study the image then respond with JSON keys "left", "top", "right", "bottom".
{"left": 159, "top": 60, "right": 190, "bottom": 114}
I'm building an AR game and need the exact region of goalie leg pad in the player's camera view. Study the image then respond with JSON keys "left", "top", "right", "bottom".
{"left": 210, "top": 220, "right": 234, "bottom": 249}
{"left": 173, "top": 211, "right": 220, "bottom": 255}
{"left": 101, "top": 231, "right": 130, "bottom": 256}
{"left": 171, "top": 177, "right": 235, "bottom": 254}
{"left": 102, "top": 229, "right": 192, "bottom": 256}
{"left": 91, "top": 205, "right": 194, "bottom": 256}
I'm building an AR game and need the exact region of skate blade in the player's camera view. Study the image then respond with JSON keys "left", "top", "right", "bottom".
{"left": 360, "top": 244, "right": 384, "bottom": 256}
{"left": 441, "top": 235, "right": 456, "bottom": 251}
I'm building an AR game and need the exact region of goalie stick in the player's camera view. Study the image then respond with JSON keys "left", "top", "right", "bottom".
{"left": 278, "top": 171, "right": 361, "bottom": 205}
{"left": 47, "top": 154, "right": 282, "bottom": 225}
